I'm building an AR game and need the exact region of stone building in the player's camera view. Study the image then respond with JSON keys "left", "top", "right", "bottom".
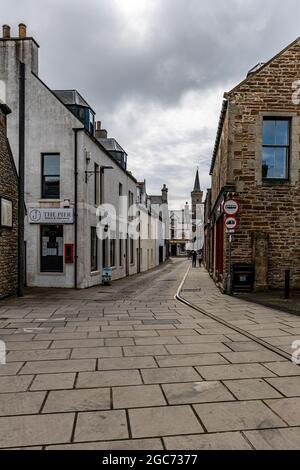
{"left": 0, "top": 102, "right": 18, "bottom": 298}
{"left": 205, "top": 36, "right": 300, "bottom": 292}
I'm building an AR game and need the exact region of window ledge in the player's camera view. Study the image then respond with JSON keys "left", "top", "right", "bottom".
{"left": 38, "top": 199, "right": 63, "bottom": 203}
{"left": 262, "top": 179, "right": 290, "bottom": 185}
{"left": 39, "top": 272, "right": 65, "bottom": 276}
{"left": 91, "top": 271, "right": 100, "bottom": 276}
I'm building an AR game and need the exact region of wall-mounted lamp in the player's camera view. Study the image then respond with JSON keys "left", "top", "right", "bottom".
{"left": 85, "top": 149, "right": 91, "bottom": 165}
{"left": 63, "top": 199, "right": 71, "bottom": 208}
{"left": 85, "top": 165, "right": 113, "bottom": 183}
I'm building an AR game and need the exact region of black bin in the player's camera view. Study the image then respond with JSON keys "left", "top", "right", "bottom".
{"left": 232, "top": 264, "right": 255, "bottom": 293}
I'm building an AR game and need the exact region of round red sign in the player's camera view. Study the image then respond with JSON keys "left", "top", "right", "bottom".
{"left": 225, "top": 216, "right": 238, "bottom": 230}
{"left": 224, "top": 200, "right": 239, "bottom": 216}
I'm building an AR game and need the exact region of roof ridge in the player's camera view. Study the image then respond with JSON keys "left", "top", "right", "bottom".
{"left": 226, "top": 35, "right": 300, "bottom": 97}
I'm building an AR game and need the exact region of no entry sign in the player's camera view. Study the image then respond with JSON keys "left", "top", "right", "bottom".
{"left": 225, "top": 216, "right": 238, "bottom": 230}
{"left": 224, "top": 199, "right": 239, "bottom": 216}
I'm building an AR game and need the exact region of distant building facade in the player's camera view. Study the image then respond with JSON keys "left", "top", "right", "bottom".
{"left": 0, "top": 102, "right": 18, "bottom": 298}
{"left": 149, "top": 184, "right": 169, "bottom": 264}
{"left": 169, "top": 207, "right": 189, "bottom": 256}
{"left": 205, "top": 37, "right": 300, "bottom": 292}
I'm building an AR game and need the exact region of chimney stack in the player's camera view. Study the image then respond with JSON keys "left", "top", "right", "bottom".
{"left": 161, "top": 184, "right": 168, "bottom": 204}
{"left": 2, "top": 25, "right": 10, "bottom": 39}
{"left": 95, "top": 121, "right": 108, "bottom": 140}
{"left": 18, "top": 23, "right": 27, "bottom": 39}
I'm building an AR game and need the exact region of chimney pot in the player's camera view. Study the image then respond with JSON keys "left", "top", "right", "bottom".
{"left": 96, "top": 121, "right": 101, "bottom": 131}
{"left": 2, "top": 25, "right": 10, "bottom": 39}
{"left": 18, "top": 23, "right": 27, "bottom": 39}
{"left": 95, "top": 128, "right": 108, "bottom": 140}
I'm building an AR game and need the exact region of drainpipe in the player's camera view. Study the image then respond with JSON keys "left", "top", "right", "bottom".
{"left": 73, "top": 128, "right": 84, "bottom": 289}
{"left": 18, "top": 62, "right": 25, "bottom": 297}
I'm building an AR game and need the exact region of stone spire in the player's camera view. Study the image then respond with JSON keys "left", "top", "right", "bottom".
{"left": 191, "top": 168, "right": 203, "bottom": 220}
{"left": 192, "top": 169, "right": 201, "bottom": 193}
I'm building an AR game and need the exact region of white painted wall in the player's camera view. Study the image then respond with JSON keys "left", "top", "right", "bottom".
{"left": 0, "top": 36, "right": 143, "bottom": 289}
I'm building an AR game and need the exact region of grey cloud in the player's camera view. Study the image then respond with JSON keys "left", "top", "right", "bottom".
{"left": 2, "top": 0, "right": 300, "bottom": 205}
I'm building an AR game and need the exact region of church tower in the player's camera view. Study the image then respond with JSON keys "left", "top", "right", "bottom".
{"left": 191, "top": 169, "right": 203, "bottom": 220}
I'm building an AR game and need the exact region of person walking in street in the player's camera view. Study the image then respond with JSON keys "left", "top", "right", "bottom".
{"left": 197, "top": 249, "right": 203, "bottom": 268}
{"left": 192, "top": 250, "right": 197, "bottom": 268}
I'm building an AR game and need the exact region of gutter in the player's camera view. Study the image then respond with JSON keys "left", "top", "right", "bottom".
{"left": 209, "top": 99, "right": 228, "bottom": 176}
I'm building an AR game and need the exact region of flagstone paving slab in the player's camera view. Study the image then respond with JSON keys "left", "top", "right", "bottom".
{"left": 165, "top": 343, "right": 232, "bottom": 355}
{"left": 74, "top": 410, "right": 128, "bottom": 442}
{"left": 71, "top": 347, "right": 122, "bottom": 359}
{"left": 141, "top": 367, "right": 202, "bottom": 384}
{"left": 30, "top": 373, "right": 76, "bottom": 391}
{"left": 265, "top": 398, "right": 300, "bottom": 426}
{"left": 221, "top": 351, "right": 286, "bottom": 364}
{"left": 113, "top": 385, "right": 166, "bottom": 408}
{"left": 123, "top": 345, "right": 169, "bottom": 357}
{"left": 0, "top": 375, "right": 34, "bottom": 393}
{"left": 263, "top": 362, "right": 300, "bottom": 377}
{"left": 77, "top": 370, "right": 142, "bottom": 388}
{"left": 0, "top": 413, "right": 75, "bottom": 448}
{"left": 193, "top": 401, "right": 287, "bottom": 432}
{"left": 164, "top": 432, "right": 252, "bottom": 450}
{"left": 0, "top": 391, "right": 46, "bottom": 416}
{"left": 223, "top": 379, "right": 283, "bottom": 400}
{"left": 19, "top": 359, "right": 96, "bottom": 375}
{"left": 43, "top": 388, "right": 111, "bottom": 412}
{"left": 46, "top": 438, "right": 164, "bottom": 450}
{"left": 129, "top": 405, "right": 204, "bottom": 438}
{"left": 266, "top": 376, "right": 300, "bottom": 397}
{"left": 0, "top": 363, "right": 24, "bottom": 376}
{"left": 5, "top": 341, "right": 51, "bottom": 351}
{"left": 162, "top": 381, "right": 235, "bottom": 404}
{"left": 196, "top": 364, "right": 276, "bottom": 381}
{"left": 7, "top": 349, "right": 71, "bottom": 363}
{"left": 156, "top": 354, "right": 228, "bottom": 368}
{"left": 98, "top": 357, "right": 157, "bottom": 370}
{"left": 244, "top": 427, "right": 300, "bottom": 450}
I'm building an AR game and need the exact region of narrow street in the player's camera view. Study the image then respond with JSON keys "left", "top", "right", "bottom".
{"left": 0, "top": 258, "right": 300, "bottom": 450}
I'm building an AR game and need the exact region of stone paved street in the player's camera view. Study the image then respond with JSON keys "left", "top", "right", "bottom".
{"left": 0, "top": 258, "right": 300, "bottom": 450}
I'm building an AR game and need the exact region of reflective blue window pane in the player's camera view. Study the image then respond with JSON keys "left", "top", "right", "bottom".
{"left": 43, "top": 154, "right": 60, "bottom": 176}
{"left": 42, "top": 154, "right": 60, "bottom": 198}
{"left": 262, "top": 147, "right": 287, "bottom": 179}
{"left": 263, "top": 120, "right": 276, "bottom": 145}
{"left": 263, "top": 119, "right": 289, "bottom": 146}
{"left": 275, "top": 120, "right": 289, "bottom": 145}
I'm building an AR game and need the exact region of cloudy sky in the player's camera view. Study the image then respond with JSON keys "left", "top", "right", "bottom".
{"left": 2, "top": 0, "right": 300, "bottom": 207}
